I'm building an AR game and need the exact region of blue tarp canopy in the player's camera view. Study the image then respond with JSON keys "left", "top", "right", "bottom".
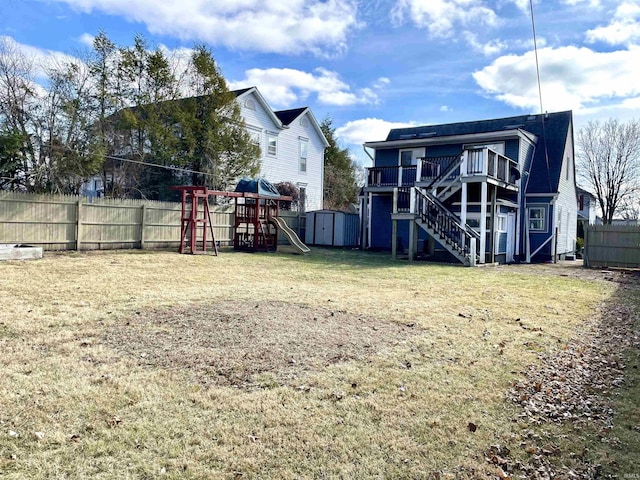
{"left": 235, "top": 178, "right": 281, "bottom": 197}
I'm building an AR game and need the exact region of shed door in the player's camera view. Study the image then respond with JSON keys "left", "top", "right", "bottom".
{"left": 315, "top": 213, "right": 334, "bottom": 245}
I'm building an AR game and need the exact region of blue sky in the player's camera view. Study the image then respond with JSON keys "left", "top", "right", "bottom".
{"left": 2, "top": 0, "right": 640, "bottom": 166}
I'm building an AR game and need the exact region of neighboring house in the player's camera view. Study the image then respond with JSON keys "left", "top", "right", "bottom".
{"left": 81, "top": 86, "right": 329, "bottom": 211}
{"left": 233, "top": 87, "right": 329, "bottom": 212}
{"left": 577, "top": 187, "right": 597, "bottom": 226}
{"left": 361, "top": 111, "right": 578, "bottom": 265}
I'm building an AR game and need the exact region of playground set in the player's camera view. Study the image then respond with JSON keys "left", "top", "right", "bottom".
{"left": 170, "top": 180, "right": 310, "bottom": 256}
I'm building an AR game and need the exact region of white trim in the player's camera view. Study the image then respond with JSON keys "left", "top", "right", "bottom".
{"left": 234, "top": 87, "right": 286, "bottom": 130}
{"left": 527, "top": 205, "right": 547, "bottom": 232}
{"left": 364, "top": 129, "right": 536, "bottom": 150}
{"left": 398, "top": 148, "right": 424, "bottom": 166}
{"left": 479, "top": 182, "right": 487, "bottom": 264}
{"left": 463, "top": 141, "right": 505, "bottom": 155}
{"left": 266, "top": 132, "right": 278, "bottom": 157}
{"left": 299, "top": 137, "right": 308, "bottom": 173}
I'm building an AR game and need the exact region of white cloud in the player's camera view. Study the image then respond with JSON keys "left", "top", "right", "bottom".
{"left": 586, "top": 1, "right": 640, "bottom": 45}
{"left": 508, "top": 0, "right": 530, "bottom": 12}
{"left": 230, "top": 68, "right": 388, "bottom": 108}
{"left": 391, "top": 0, "right": 499, "bottom": 38}
{"left": 78, "top": 33, "right": 95, "bottom": 47}
{"left": 473, "top": 45, "right": 640, "bottom": 111}
{"left": 46, "top": 0, "right": 360, "bottom": 56}
{"left": 440, "top": 105, "right": 452, "bottom": 112}
{"left": 463, "top": 32, "right": 507, "bottom": 56}
{"left": 335, "top": 118, "right": 418, "bottom": 146}
{"left": 0, "top": 35, "right": 79, "bottom": 79}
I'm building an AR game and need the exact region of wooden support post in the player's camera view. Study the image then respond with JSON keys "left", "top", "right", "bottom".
{"left": 140, "top": 204, "right": 147, "bottom": 250}
{"left": 525, "top": 206, "right": 531, "bottom": 263}
{"left": 360, "top": 197, "right": 367, "bottom": 250}
{"left": 408, "top": 220, "right": 417, "bottom": 262}
{"left": 76, "top": 200, "right": 83, "bottom": 251}
{"left": 490, "top": 185, "right": 497, "bottom": 264}
{"left": 367, "top": 192, "right": 372, "bottom": 249}
{"left": 392, "top": 219, "right": 398, "bottom": 260}
{"left": 479, "top": 182, "right": 487, "bottom": 264}
{"left": 393, "top": 188, "right": 398, "bottom": 214}
{"left": 470, "top": 238, "right": 477, "bottom": 267}
{"left": 409, "top": 188, "right": 416, "bottom": 214}
{"left": 460, "top": 182, "right": 468, "bottom": 227}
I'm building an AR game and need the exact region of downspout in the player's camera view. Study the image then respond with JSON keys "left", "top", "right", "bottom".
{"left": 362, "top": 145, "right": 375, "bottom": 165}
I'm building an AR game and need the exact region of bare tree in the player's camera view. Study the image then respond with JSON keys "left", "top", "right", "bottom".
{"left": 0, "top": 36, "right": 38, "bottom": 189}
{"left": 576, "top": 119, "right": 640, "bottom": 224}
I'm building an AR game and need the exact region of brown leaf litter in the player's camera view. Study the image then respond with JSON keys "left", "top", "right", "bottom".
{"left": 486, "top": 268, "right": 640, "bottom": 479}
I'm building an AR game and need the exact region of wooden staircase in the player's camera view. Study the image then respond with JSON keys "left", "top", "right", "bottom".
{"left": 412, "top": 188, "right": 479, "bottom": 266}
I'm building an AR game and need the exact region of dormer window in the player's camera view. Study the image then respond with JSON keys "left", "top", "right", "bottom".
{"left": 245, "top": 98, "right": 256, "bottom": 110}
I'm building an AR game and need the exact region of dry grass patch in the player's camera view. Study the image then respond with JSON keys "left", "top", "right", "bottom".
{"left": 105, "top": 300, "right": 418, "bottom": 388}
{"left": 0, "top": 249, "right": 623, "bottom": 478}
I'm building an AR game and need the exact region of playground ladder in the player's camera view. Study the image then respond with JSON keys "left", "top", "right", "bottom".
{"left": 178, "top": 187, "right": 218, "bottom": 255}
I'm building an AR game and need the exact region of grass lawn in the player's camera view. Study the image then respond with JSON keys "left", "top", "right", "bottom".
{"left": 0, "top": 248, "right": 638, "bottom": 478}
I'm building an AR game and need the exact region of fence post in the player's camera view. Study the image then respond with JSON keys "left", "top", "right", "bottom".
{"left": 140, "top": 204, "right": 147, "bottom": 250}
{"left": 76, "top": 200, "right": 83, "bottom": 251}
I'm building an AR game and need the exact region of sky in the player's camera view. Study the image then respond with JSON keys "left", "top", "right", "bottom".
{"left": 2, "top": 0, "right": 640, "bottom": 166}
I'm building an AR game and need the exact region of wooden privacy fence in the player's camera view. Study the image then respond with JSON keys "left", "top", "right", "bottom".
{"left": 0, "top": 192, "right": 302, "bottom": 251}
{"left": 584, "top": 224, "right": 640, "bottom": 268}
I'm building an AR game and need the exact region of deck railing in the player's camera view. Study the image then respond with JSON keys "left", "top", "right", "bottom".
{"left": 366, "top": 148, "right": 519, "bottom": 188}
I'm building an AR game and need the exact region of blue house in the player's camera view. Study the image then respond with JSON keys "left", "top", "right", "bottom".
{"left": 361, "top": 111, "right": 577, "bottom": 265}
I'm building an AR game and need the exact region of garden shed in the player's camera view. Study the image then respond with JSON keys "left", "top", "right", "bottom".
{"left": 305, "top": 210, "right": 359, "bottom": 247}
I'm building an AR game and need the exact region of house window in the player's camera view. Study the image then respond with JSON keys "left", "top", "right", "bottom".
{"left": 247, "top": 127, "right": 261, "bottom": 147}
{"left": 399, "top": 149, "right": 423, "bottom": 166}
{"left": 267, "top": 133, "right": 277, "bottom": 156}
{"left": 528, "top": 207, "right": 546, "bottom": 231}
{"left": 244, "top": 98, "right": 256, "bottom": 110}
{"left": 300, "top": 116, "right": 309, "bottom": 127}
{"left": 496, "top": 215, "right": 507, "bottom": 232}
{"left": 299, "top": 138, "right": 308, "bottom": 172}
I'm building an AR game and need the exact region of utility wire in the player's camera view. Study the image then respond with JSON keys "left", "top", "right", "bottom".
{"left": 529, "top": 0, "right": 553, "bottom": 193}
{"left": 102, "top": 154, "right": 218, "bottom": 178}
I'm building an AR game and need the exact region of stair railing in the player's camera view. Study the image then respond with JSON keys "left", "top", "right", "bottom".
{"left": 425, "top": 151, "right": 465, "bottom": 191}
{"left": 412, "top": 187, "right": 479, "bottom": 264}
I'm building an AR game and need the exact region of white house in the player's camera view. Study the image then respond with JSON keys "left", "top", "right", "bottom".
{"left": 233, "top": 87, "right": 329, "bottom": 212}
{"left": 82, "top": 87, "right": 328, "bottom": 210}
{"left": 577, "top": 187, "right": 597, "bottom": 225}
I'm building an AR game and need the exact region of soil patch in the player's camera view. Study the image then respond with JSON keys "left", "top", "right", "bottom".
{"left": 104, "top": 300, "right": 419, "bottom": 388}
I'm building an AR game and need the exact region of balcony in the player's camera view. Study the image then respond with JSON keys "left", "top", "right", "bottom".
{"left": 365, "top": 148, "right": 520, "bottom": 190}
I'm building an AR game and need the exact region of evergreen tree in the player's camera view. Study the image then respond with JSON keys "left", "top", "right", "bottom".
{"left": 321, "top": 117, "right": 358, "bottom": 210}
{"left": 175, "top": 45, "right": 260, "bottom": 190}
